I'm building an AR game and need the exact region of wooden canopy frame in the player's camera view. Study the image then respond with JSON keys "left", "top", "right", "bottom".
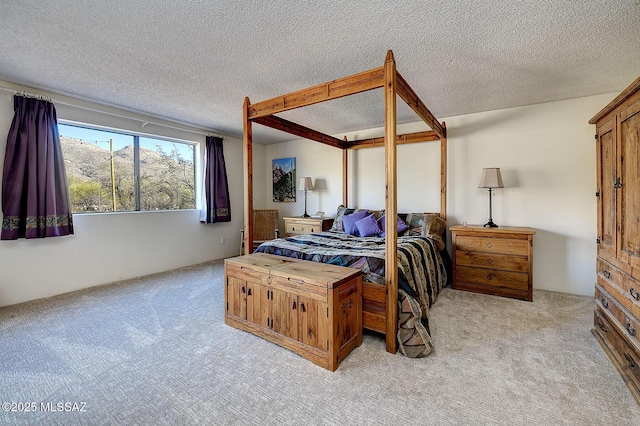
{"left": 243, "top": 50, "right": 447, "bottom": 354}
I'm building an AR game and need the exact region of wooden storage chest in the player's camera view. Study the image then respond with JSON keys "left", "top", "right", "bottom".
{"left": 224, "top": 253, "right": 362, "bottom": 371}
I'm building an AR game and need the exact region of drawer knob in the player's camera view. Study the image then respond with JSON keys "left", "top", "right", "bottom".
{"left": 597, "top": 319, "right": 608, "bottom": 333}
{"left": 486, "top": 242, "right": 493, "bottom": 248}
{"left": 631, "top": 288, "right": 640, "bottom": 301}
{"left": 603, "top": 270, "right": 611, "bottom": 279}
{"left": 626, "top": 317, "right": 637, "bottom": 337}
{"left": 486, "top": 259, "right": 494, "bottom": 265}
{"left": 601, "top": 298, "right": 609, "bottom": 309}
{"left": 627, "top": 323, "right": 637, "bottom": 337}
{"left": 625, "top": 353, "right": 637, "bottom": 369}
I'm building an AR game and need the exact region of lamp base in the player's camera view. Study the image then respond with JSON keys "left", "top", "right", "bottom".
{"left": 302, "top": 213, "right": 310, "bottom": 218}
{"left": 483, "top": 220, "right": 498, "bottom": 228}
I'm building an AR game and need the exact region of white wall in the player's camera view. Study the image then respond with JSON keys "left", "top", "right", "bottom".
{"left": 0, "top": 81, "right": 613, "bottom": 306}
{"left": 0, "top": 81, "right": 244, "bottom": 307}
{"left": 261, "top": 93, "right": 616, "bottom": 296}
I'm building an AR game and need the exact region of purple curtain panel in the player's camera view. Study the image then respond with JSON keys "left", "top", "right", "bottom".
{"left": 1, "top": 95, "right": 74, "bottom": 239}
{"left": 202, "top": 136, "right": 230, "bottom": 223}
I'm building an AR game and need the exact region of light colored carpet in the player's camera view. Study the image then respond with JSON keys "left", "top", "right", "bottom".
{"left": 1, "top": 260, "right": 639, "bottom": 425}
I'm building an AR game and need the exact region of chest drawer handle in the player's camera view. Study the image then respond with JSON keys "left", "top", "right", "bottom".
{"left": 596, "top": 319, "right": 608, "bottom": 333}
{"left": 626, "top": 318, "right": 637, "bottom": 337}
{"left": 630, "top": 288, "right": 640, "bottom": 301}
{"left": 627, "top": 323, "right": 637, "bottom": 337}
{"left": 625, "top": 353, "right": 637, "bottom": 369}
{"left": 486, "top": 259, "right": 494, "bottom": 265}
{"left": 603, "top": 270, "right": 611, "bottom": 279}
{"left": 486, "top": 242, "right": 493, "bottom": 248}
{"left": 601, "top": 298, "right": 609, "bottom": 309}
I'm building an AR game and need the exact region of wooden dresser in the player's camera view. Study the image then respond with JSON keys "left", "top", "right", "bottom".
{"left": 450, "top": 225, "right": 535, "bottom": 301}
{"left": 283, "top": 216, "right": 333, "bottom": 236}
{"left": 224, "top": 253, "right": 362, "bottom": 371}
{"left": 589, "top": 75, "right": 640, "bottom": 403}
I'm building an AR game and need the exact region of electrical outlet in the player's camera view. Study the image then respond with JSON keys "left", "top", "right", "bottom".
{"left": 221, "top": 237, "right": 226, "bottom": 244}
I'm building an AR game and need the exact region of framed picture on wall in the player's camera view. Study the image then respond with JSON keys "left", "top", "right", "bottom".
{"left": 272, "top": 157, "right": 296, "bottom": 202}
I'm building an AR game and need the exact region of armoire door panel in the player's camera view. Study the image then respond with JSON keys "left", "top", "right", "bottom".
{"left": 620, "top": 106, "right": 640, "bottom": 269}
{"left": 598, "top": 122, "right": 616, "bottom": 260}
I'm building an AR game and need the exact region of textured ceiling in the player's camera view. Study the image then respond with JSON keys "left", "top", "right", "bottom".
{"left": 1, "top": 1, "right": 639, "bottom": 144}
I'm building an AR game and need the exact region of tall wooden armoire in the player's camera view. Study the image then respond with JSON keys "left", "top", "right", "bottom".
{"left": 590, "top": 75, "right": 640, "bottom": 403}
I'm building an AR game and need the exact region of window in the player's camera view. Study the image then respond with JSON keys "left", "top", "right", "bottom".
{"left": 59, "top": 124, "right": 196, "bottom": 213}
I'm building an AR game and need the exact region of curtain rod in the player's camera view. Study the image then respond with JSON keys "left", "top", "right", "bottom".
{"left": 0, "top": 85, "right": 230, "bottom": 139}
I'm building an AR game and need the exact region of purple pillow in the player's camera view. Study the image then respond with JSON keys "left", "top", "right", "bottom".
{"left": 355, "top": 214, "right": 383, "bottom": 237}
{"left": 378, "top": 214, "right": 408, "bottom": 237}
{"left": 342, "top": 210, "right": 369, "bottom": 236}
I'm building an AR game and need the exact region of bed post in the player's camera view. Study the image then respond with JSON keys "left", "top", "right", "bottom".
{"left": 243, "top": 97, "right": 254, "bottom": 253}
{"left": 343, "top": 136, "right": 348, "bottom": 206}
{"left": 384, "top": 50, "right": 399, "bottom": 354}
{"left": 441, "top": 121, "right": 447, "bottom": 220}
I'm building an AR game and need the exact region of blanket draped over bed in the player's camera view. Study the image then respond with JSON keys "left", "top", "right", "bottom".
{"left": 254, "top": 231, "right": 448, "bottom": 358}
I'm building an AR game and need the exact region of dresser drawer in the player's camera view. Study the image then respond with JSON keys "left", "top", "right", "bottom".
{"left": 284, "top": 217, "right": 333, "bottom": 236}
{"left": 285, "top": 222, "right": 310, "bottom": 235}
{"left": 596, "top": 284, "right": 640, "bottom": 350}
{"left": 597, "top": 259, "right": 624, "bottom": 293}
{"left": 455, "top": 250, "right": 528, "bottom": 273}
{"left": 597, "top": 258, "right": 640, "bottom": 318}
{"left": 621, "top": 273, "right": 640, "bottom": 315}
{"left": 286, "top": 223, "right": 322, "bottom": 234}
{"left": 455, "top": 265, "right": 529, "bottom": 291}
{"left": 594, "top": 308, "right": 640, "bottom": 388}
{"left": 455, "top": 235, "right": 529, "bottom": 256}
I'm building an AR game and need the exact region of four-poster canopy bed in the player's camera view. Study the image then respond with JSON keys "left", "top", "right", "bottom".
{"left": 242, "top": 50, "right": 447, "bottom": 355}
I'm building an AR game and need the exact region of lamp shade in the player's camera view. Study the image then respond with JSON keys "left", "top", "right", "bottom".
{"left": 298, "top": 177, "right": 314, "bottom": 191}
{"left": 478, "top": 168, "right": 504, "bottom": 189}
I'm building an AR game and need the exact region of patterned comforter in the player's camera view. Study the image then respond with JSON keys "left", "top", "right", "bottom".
{"left": 254, "top": 231, "right": 448, "bottom": 357}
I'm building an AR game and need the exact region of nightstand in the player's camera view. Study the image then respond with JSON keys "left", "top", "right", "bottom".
{"left": 450, "top": 225, "right": 536, "bottom": 301}
{"left": 283, "top": 217, "right": 334, "bottom": 236}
